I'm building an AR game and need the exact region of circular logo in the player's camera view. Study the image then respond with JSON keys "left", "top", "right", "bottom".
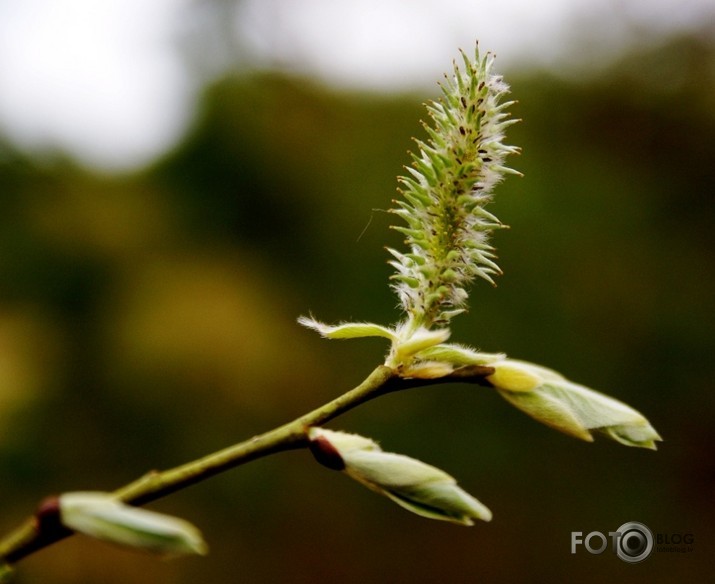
{"left": 615, "top": 521, "right": 654, "bottom": 563}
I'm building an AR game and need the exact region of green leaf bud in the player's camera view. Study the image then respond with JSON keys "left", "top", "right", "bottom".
{"left": 308, "top": 428, "right": 491, "bottom": 525}
{"left": 59, "top": 492, "right": 208, "bottom": 557}
{"left": 491, "top": 360, "right": 662, "bottom": 449}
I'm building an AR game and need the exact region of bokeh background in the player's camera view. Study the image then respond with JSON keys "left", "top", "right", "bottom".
{"left": 1, "top": 1, "right": 714, "bottom": 582}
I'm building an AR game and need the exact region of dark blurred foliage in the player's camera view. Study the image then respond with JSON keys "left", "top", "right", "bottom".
{"left": 1, "top": 33, "right": 714, "bottom": 583}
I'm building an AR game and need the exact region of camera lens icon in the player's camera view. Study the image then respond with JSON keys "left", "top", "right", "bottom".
{"left": 615, "top": 521, "right": 653, "bottom": 563}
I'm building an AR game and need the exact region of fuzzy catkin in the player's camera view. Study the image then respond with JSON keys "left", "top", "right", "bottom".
{"left": 388, "top": 45, "right": 520, "bottom": 328}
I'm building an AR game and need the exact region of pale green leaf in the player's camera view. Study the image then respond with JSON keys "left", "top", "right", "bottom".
{"left": 384, "top": 482, "right": 492, "bottom": 525}
{"left": 391, "top": 328, "right": 451, "bottom": 361}
{"left": 497, "top": 373, "right": 661, "bottom": 449}
{"left": 498, "top": 387, "right": 593, "bottom": 441}
{"left": 297, "top": 316, "right": 396, "bottom": 341}
{"left": 414, "top": 343, "right": 504, "bottom": 366}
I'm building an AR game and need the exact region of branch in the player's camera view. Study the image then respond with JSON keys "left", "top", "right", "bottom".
{"left": 0, "top": 364, "right": 494, "bottom": 567}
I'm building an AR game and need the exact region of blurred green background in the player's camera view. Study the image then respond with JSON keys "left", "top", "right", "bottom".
{"left": 1, "top": 12, "right": 714, "bottom": 584}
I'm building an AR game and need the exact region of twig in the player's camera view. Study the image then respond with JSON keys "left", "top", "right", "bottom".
{"left": 0, "top": 364, "right": 494, "bottom": 566}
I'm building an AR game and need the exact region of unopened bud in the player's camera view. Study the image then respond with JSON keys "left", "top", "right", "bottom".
{"left": 59, "top": 492, "right": 208, "bottom": 557}
{"left": 308, "top": 428, "right": 491, "bottom": 524}
{"left": 493, "top": 361, "right": 662, "bottom": 449}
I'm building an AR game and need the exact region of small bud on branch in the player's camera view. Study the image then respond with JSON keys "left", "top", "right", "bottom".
{"left": 59, "top": 492, "right": 208, "bottom": 557}
{"left": 308, "top": 428, "right": 492, "bottom": 525}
